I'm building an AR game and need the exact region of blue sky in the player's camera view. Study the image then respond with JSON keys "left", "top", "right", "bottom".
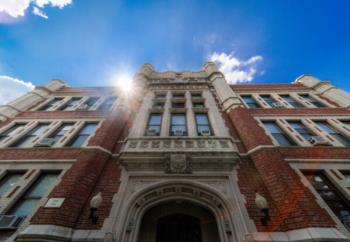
{"left": 0, "top": 0, "right": 350, "bottom": 103}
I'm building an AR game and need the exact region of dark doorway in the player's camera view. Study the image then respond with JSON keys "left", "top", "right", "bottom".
{"left": 156, "top": 214, "right": 202, "bottom": 242}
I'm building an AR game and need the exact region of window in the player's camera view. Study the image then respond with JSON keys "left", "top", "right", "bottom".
{"left": 172, "top": 93, "right": 185, "bottom": 98}
{"left": 59, "top": 97, "right": 82, "bottom": 111}
{"left": 191, "top": 92, "right": 202, "bottom": 99}
{"left": 340, "top": 171, "right": 350, "bottom": 181}
{"left": 155, "top": 93, "right": 166, "bottom": 99}
{"left": 38, "top": 97, "right": 63, "bottom": 111}
{"left": 299, "top": 94, "right": 326, "bottom": 107}
{"left": 170, "top": 114, "right": 187, "bottom": 136}
{"left": 66, "top": 122, "right": 98, "bottom": 147}
{"left": 315, "top": 121, "right": 350, "bottom": 146}
{"left": 241, "top": 95, "right": 261, "bottom": 108}
{"left": 0, "top": 123, "right": 26, "bottom": 142}
{"left": 195, "top": 114, "right": 212, "bottom": 136}
{"left": 262, "top": 121, "right": 296, "bottom": 146}
{"left": 83, "top": 96, "right": 99, "bottom": 109}
{"left": 0, "top": 172, "right": 25, "bottom": 198}
{"left": 153, "top": 101, "right": 164, "bottom": 109}
{"left": 303, "top": 171, "right": 350, "bottom": 231}
{"left": 146, "top": 114, "right": 162, "bottom": 136}
{"left": 279, "top": 95, "right": 304, "bottom": 108}
{"left": 98, "top": 97, "right": 117, "bottom": 111}
{"left": 341, "top": 120, "right": 350, "bottom": 128}
{"left": 260, "top": 95, "right": 275, "bottom": 107}
{"left": 10, "top": 123, "right": 50, "bottom": 148}
{"left": 47, "top": 123, "right": 75, "bottom": 144}
{"left": 172, "top": 102, "right": 185, "bottom": 108}
{"left": 193, "top": 102, "right": 205, "bottom": 108}
{"left": 9, "top": 172, "right": 60, "bottom": 219}
{"left": 288, "top": 121, "right": 314, "bottom": 143}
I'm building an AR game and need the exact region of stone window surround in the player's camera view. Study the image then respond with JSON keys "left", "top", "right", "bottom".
{"left": 32, "top": 95, "right": 118, "bottom": 112}
{"left": 0, "top": 160, "right": 71, "bottom": 233}
{"left": 150, "top": 90, "right": 215, "bottom": 137}
{"left": 289, "top": 160, "right": 350, "bottom": 235}
{"left": 257, "top": 117, "right": 350, "bottom": 147}
{"left": 238, "top": 92, "right": 333, "bottom": 109}
{"left": 0, "top": 119, "right": 103, "bottom": 148}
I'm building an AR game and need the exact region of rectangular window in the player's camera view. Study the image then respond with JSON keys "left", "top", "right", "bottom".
{"left": 9, "top": 172, "right": 60, "bottom": 218}
{"left": 83, "top": 96, "right": 99, "bottom": 109}
{"left": 10, "top": 123, "right": 50, "bottom": 148}
{"left": 0, "top": 172, "right": 25, "bottom": 198}
{"left": 195, "top": 114, "right": 212, "bottom": 136}
{"left": 172, "top": 93, "right": 185, "bottom": 98}
{"left": 300, "top": 94, "right": 326, "bottom": 107}
{"left": 155, "top": 92, "right": 166, "bottom": 99}
{"left": 279, "top": 95, "right": 305, "bottom": 108}
{"left": 58, "top": 97, "right": 82, "bottom": 111}
{"left": 98, "top": 97, "right": 117, "bottom": 111}
{"left": 341, "top": 120, "right": 350, "bottom": 128}
{"left": 193, "top": 102, "right": 205, "bottom": 108}
{"left": 260, "top": 95, "right": 275, "bottom": 107}
{"left": 47, "top": 123, "right": 75, "bottom": 144}
{"left": 153, "top": 101, "right": 164, "bottom": 109}
{"left": 170, "top": 114, "right": 187, "bottom": 136}
{"left": 38, "top": 97, "right": 63, "bottom": 111}
{"left": 262, "top": 121, "right": 296, "bottom": 146}
{"left": 288, "top": 121, "right": 314, "bottom": 143}
{"left": 65, "top": 122, "right": 98, "bottom": 147}
{"left": 0, "top": 123, "right": 26, "bottom": 142}
{"left": 241, "top": 95, "right": 261, "bottom": 108}
{"left": 303, "top": 171, "right": 350, "bottom": 231}
{"left": 146, "top": 114, "right": 162, "bottom": 136}
{"left": 191, "top": 92, "right": 202, "bottom": 99}
{"left": 315, "top": 121, "right": 350, "bottom": 146}
{"left": 172, "top": 102, "right": 185, "bottom": 108}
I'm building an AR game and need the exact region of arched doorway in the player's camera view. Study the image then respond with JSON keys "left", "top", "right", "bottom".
{"left": 138, "top": 201, "right": 220, "bottom": 242}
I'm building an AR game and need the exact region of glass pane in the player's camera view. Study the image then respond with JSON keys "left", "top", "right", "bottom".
{"left": 69, "top": 135, "right": 88, "bottom": 147}
{"left": 273, "top": 134, "right": 295, "bottom": 146}
{"left": 80, "top": 123, "right": 98, "bottom": 135}
{"left": 11, "top": 198, "right": 40, "bottom": 217}
{"left": 31, "top": 124, "right": 50, "bottom": 135}
{"left": 262, "top": 121, "right": 281, "bottom": 133}
{"left": 315, "top": 122, "right": 334, "bottom": 133}
{"left": 85, "top": 97, "right": 99, "bottom": 107}
{"left": 0, "top": 124, "right": 26, "bottom": 142}
{"left": 332, "top": 134, "right": 350, "bottom": 146}
{"left": 195, "top": 114, "right": 209, "bottom": 125}
{"left": 149, "top": 114, "right": 161, "bottom": 125}
{"left": 27, "top": 174, "right": 59, "bottom": 198}
{"left": 0, "top": 173, "right": 23, "bottom": 197}
{"left": 260, "top": 95, "right": 274, "bottom": 106}
{"left": 171, "top": 114, "right": 186, "bottom": 125}
{"left": 14, "top": 135, "right": 36, "bottom": 147}
{"left": 39, "top": 98, "right": 63, "bottom": 111}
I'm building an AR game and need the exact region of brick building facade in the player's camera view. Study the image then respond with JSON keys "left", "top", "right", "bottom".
{"left": 0, "top": 62, "right": 349, "bottom": 241}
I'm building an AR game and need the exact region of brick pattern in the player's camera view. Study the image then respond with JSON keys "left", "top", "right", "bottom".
{"left": 229, "top": 107, "right": 337, "bottom": 232}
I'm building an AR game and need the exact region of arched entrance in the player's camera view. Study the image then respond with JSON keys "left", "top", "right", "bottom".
{"left": 138, "top": 201, "right": 220, "bottom": 242}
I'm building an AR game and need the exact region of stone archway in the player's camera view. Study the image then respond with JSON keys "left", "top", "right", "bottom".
{"left": 138, "top": 201, "right": 220, "bottom": 242}
{"left": 118, "top": 181, "right": 239, "bottom": 242}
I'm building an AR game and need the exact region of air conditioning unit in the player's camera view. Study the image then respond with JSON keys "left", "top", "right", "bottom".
{"left": 308, "top": 136, "right": 329, "bottom": 146}
{"left": 77, "top": 104, "right": 89, "bottom": 110}
{"left": 146, "top": 129, "right": 158, "bottom": 136}
{"left": 0, "top": 215, "right": 23, "bottom": 230}
{"left": 271, "top": 102, "right": 284, "bottom": 108}
{"left": 200, "top": 130, "right": 211, "bottom": 136}
{"left": 34, "top": 138, "right": 55, "bottom": 147}
{"left": 174, "top": 130, "right": 184, "bottom": 136}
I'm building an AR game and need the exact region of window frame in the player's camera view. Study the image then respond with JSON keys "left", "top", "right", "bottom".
{"left": 145, "top": 113, "right": 162, "bottom": 136}
{"left": 261, "top": 120, "right": 297, "bottom": 146}
{"left": 241, "top": 95, "right": 261, "bottom": 108}
{"left": 65, "top": 122, "right": 99, "bottom": 147}
{"left": 170, "top": 113, "right": 187, "bottom": 136}
{"left": 194, "top": 113, "right": 212, "bottom": 136}
{"left": 10, "top": 123, "right": 50, "bottom": 148}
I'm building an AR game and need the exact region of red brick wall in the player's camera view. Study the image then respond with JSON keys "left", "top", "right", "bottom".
{"left": 228, "top": 107, "right": 336, "bottom": 232}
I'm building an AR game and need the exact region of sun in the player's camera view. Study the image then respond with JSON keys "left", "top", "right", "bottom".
{"left": 113, "top": 72, "right": 134, "bottom": 93}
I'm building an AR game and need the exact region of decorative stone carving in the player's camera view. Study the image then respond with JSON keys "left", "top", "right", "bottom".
{"left": 163, "top": 140, "right": 171, "bottom": 148}
{"left": 166, "top": 154, "right": 191, "bottom": 174}
{"left": 129, "top": 141, "right": 138, "bottom": 148}
{"left": 140, "top": 141, "right": 148, "bottom": 148}
{"left": 151, "top": 141, "right": 160, "bottom": 148}
{"left": 219, "top": 140, "right": 229, "bottom": 148}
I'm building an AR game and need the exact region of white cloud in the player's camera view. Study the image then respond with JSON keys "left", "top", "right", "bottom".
{"left": 33, "top": 6, "right": 47, "bottom": 19}
{"left": 0, "top": 0, "right": 72, "bottom": 20}
{"left": 209, "top": 52, "right": 263, "bottom": 84}
{"left": 0, "top": 75, "right": 35, "bottom": 105}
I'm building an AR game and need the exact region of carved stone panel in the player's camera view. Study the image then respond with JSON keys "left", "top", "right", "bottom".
{"left": 166, "top": 154, "right": 191, "bottom": 174}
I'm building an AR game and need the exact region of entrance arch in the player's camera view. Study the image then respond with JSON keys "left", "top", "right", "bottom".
{"left": 118, "top": 181, "right": 239, "bottom": 242}
{"left": 138, "top": 201, "right": 220, "bottom": 242}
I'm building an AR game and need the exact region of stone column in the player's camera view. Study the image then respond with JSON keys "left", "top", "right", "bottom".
{"left": 203, "top": 62, "right": 241, "bottom": 112}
